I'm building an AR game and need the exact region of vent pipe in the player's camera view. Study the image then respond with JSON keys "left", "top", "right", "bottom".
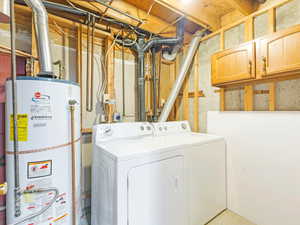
{"left": 0, "top": 0, "right": 10, "bottom": 23}
{"left": 158, "top": 30, "right": 207, "bottom": 122}
{"left": 24, "top": 0, "right": 53, "bottom": 76}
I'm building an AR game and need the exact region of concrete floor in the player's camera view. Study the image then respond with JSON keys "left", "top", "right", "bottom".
{"left": 207, "top": 210, "right": 256, "bottom": 225}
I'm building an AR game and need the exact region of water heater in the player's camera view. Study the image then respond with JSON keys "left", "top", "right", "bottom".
{"left": 5, "top": 77, "right": 81, "bottom": 225}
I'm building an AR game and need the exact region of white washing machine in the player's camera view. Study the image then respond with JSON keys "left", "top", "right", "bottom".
{"left": 91, "top": 121, "right": 226, "bottom": 225}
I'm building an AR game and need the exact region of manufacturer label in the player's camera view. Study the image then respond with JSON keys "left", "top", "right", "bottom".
{"left": 10, "top": 114, "right": 28, "bottom": 142}
{"left": 30, "top": 92, "right": 53, "bottom": 121}
{"left": 28, "top": 160, "right": 52, "bottom": 179}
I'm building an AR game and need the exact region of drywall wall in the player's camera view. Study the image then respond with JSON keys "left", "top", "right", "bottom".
{"left": 207, "top": 111, "right": 300, "bottom": 225}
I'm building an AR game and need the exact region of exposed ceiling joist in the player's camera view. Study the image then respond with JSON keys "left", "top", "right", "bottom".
{"left": 226, "top": 0, "right": 257, "bottom": 15}
{"left": 154, "top": 0, "right": 220, "bottom": 31}
{"left": 66, "top": 0, "right": 194, "bottom": 40}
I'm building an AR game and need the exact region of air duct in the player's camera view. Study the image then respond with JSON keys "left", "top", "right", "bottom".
{"left": 0, "top": 0, "right": 10, "bottom": 23}
{"left": 158, "top": 29, "right": 207, "bottom": 122}
{"left": 24, "top": 0, "right": 53, "bottom": 76}
{"left": 117, "top": 19, "right": 185, "bottom": 121}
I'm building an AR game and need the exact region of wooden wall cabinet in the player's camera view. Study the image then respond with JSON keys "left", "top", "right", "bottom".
{"left": 257, "top": 25, "right": 300, "bottom": 78}
{"left": 211, "top": 41, "right": 256, "bottom": 86}
{"left": 211, "top": 25, "right": 300, "bottom": 86}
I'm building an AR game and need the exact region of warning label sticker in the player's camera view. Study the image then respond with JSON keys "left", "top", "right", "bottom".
{"left": 10, "top": 114, "right": 28, "bottom": 142}
{"left": 28, "top": 160, "right": 52, "bottom": 179}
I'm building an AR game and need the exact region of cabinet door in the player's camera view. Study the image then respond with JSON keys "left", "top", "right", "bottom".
{"left": 258, "top": 25, "right": 300, "bottom": 77}
{"left": 211, "top": 41, "right": 256, "bottom": 86}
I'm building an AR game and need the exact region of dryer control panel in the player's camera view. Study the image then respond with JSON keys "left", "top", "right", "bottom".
{"left": 153, "top": 121, "right": 191, "bottom": 136}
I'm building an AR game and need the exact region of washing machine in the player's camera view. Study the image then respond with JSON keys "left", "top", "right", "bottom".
{"left": 91, "top": 121, "right": 226, "bottom": 225}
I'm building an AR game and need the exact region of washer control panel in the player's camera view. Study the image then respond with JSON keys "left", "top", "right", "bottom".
{"left": 94, "top": 122, "right": 154, "bottom": 142}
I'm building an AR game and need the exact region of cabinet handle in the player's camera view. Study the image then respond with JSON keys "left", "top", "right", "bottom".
{"left": 262, "top": 57, "right": 267, "bottom": 73}
{"left": 248, "top": 60, "right": 252, "bottom": 74}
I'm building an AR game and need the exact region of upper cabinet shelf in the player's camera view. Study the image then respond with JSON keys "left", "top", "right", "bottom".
{"left": 212, "top": 24, "right": 300, "bottom": 87}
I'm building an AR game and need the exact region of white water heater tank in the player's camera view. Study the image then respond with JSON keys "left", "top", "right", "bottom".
{"left": 5, "top": 77, "right": 81, "bottom": 225}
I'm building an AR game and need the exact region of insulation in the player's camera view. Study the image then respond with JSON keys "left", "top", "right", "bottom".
{"left": 276, "top": 0, "right": 300, "bottom": 31}
{"left": 224, "top": 23, "right": 245, "bottom": 49}
{"left": 254, "top": 12, "right": 268, "bottom": 39}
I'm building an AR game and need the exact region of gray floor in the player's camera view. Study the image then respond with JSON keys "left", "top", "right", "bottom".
{"left": 206, "top": 210, "right": 256, "bottom": 225}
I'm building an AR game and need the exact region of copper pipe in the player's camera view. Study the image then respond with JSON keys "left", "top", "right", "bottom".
{"left": 69, "top": 100, "right": 77, "bottom": 225}
{"left": 10, "top": 0, "right": 21, "bottom": 217}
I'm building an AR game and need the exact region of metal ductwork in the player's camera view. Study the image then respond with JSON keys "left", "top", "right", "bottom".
{"left": 123, "top": 19, "right": 185, "bottom": 121}
{"left": 0, "top": 0, "right": 10, "bottom": 23}
{"left": 158, "top": 29, "right": 208, "bottom": 122}
{"left": 24, "top": 0, "right": 54, "bottom": 76}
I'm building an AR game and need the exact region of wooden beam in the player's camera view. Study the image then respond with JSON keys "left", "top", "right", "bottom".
{"left": 244, "top": 85, "right": 254, "bottom": 111}
{"left": 245, "top": 16, "right": 254, "bottom": 41}
{"left": 193, "top": 51, "right": 199, "bottom": 132}
{"left": 169, "top": 61, "right": 176, "bottom": 120}
{"left": 226, "top": 0, "right": 257, "bottom": 15}
{"left": 105, "top": 38, "right": 115, "bottom": 123}
{"left": 154, "top": 0, "right": 220, "bottom": 30}
{"left": 269, "top": 81, "right": 276, "bottom": 111}
{"left": 179, "top": 91, "right": 205, "bottom": 98}
{"left": 70, "top": 0, "right": 192, "bottom": 39}
{"left": 268, "top": 8, "right": 276, "bottom": 111}
{"left": 16, "top": 4, "right": 110, "bottom": 39}
{"left": 220, "top": 88, "right": 225, "bottom": 111}
{"left": 183, "top": 48, "right": 189, "bottom": 121}
{"left": 268, "top": 8, "right": 276, "bottom": 33}
{"left": 219, "top": 30, "right": 225, "bottom": 111}
{"left": 175, "top": 54, "right": 181, "bottom": 121}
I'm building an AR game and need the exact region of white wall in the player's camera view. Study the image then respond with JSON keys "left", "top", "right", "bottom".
{"left": 207, "top": 111, "right": 300, "bottom": 225}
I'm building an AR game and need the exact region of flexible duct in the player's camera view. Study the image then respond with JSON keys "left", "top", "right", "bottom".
{"left": 0, "top": 0, "right": 10, "bottom": 23}
{"left": 23, "top": 0, "right": 53, "bottom": 76}
{"left": 158, "top": 30, "right": 207, "bottom": 122}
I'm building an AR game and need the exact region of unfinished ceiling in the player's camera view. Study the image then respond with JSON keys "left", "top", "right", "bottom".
{"left": 37, "top": 0, "right": 259, "bottom": 39}
{"left": 123, "top": 0, "right": 258, "bottom": 31}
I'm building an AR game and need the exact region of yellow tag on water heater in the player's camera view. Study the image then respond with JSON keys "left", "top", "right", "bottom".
{"left": 10, "top": 114, "right": 28, "bottom": 142}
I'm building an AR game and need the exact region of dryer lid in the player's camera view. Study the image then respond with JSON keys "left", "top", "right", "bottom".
{"left": 95, "top": 132, "right": 224, "bottom": 161}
